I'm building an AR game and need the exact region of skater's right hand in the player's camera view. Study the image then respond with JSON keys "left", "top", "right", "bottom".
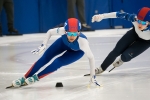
{"left": 91, "top": 14, "right": 104, "bottom": 23}
{"left": 31, "top": 44, "right": 46, "bottom": 55}
{"left": 89, "top": 75, "right": 100, "bottom": 87}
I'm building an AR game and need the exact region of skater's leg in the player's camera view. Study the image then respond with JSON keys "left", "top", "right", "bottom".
{"left": 100, "top": 28, "right": 139, "bottom": 71}
{"left": 121, "top": 40, "right": 150, "bottom": 62}
{"left": 37, "top": 50, "right": 84, "bottom": 79}
{"left": 25, "top": 38, "right": 67, "bottom": 78}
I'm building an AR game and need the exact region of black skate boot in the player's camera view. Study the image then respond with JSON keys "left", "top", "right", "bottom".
{"left": 113, "top": 58, "right": 124, "bottom": 67}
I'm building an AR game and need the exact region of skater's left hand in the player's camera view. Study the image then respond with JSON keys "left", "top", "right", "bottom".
{"left": 89, "top": 75, "right": 100, "bottom": 87}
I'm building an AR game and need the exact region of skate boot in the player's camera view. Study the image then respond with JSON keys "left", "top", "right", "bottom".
{"left": 25, "top": 74, "right": 39, "bottom": 85}
{"left": 84, "top": 67, "right": 104, "bottom": 76}
{"left": 12, "top": 77, "right": 26, "bottom": 87}
{"left": 113, "top": 58, "right": 124, "bottom": 67}
{"left": 95, "top": 67, "right": 104, "bottom": 75}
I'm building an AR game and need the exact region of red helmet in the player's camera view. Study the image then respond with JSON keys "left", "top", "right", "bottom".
{"left": 64, "top": 18, "right": 81, "bottom": 31}
{"left": 137, "top": 7, "right": 150, "bottom": 21}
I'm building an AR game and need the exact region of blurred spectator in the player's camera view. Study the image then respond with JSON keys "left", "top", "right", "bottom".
{"left": 0, "top": 0, "right": 21, "bottom": 37}
{"left": 67, "top": 0, "right": 94, "bottom": 31}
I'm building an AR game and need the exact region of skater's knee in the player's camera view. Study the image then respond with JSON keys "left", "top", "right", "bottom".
{"left": 121, "top": 53, "right": 132, "bottom": 62}
{"left": 52, "top": 59, "right": 63, "bottom": 69}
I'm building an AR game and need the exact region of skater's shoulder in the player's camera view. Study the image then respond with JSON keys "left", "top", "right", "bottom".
{"left": 78, "top": 32, "right": 87, "bottom": 39}
{"left": 77, "top": 33, "right": 89, "bottom": 46}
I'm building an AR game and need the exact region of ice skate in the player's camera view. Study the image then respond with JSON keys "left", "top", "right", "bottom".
{"left": 113, "top": 58, "right": 124, "bottom": 67}
{"left": 6, "top": 77, "right": 26, "bottom": 89}
{"left": 25, "top": 74, "right": 39, "bottom": 85}
{"left": 84, "top": 67, "right": 104, "bottom": 76}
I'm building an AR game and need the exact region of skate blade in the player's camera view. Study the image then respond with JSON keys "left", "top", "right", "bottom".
{"left": 6, "top": 85, "right": 14, "bottom": 89}
{"left": 84, "top": 74, "right": 90, "bottom": 76}
{"left": 6, "top": 83, "right": 28, "bottom": 89}
{"left": 84, "top": 74, "right": 101, "bottom": 76}
{"left": 87, "top": 84, "right": 103, "bottom": 88}
{"left": 109, "top": 67, "right": 115, "bottom": 72}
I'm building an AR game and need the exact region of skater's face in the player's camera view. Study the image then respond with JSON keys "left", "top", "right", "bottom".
{"left": 66, "top": 31, "right": 80, "bottom": 42}
{"left": 137, "top": 20, "right": 149, "bottom": 30}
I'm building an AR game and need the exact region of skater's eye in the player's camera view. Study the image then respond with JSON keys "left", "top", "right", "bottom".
{"left": 66, "top": 32, "right": 78, "bottom": 36}
{"left": 137, "top": 20, "right": 147, "bottom": 25}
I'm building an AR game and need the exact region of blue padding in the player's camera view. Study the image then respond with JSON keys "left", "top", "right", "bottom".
{"left": 14, "top": 0, "right": 40, "bottom": 34}
{"left": 84, "top": 0, "right": 110, "bottom": 29}
{"left": 39, "top": 0, "right": 67, "bottom": 32}
{"left": 1, "top": 0, "right": 40, "bottom": 34}
{"left": 1, "top": 0, "right": 150, "bottom": 34}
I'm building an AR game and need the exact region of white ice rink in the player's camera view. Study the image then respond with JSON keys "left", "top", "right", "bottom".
{"left": 0, "top": 29, "right": 150, "bottom": 100}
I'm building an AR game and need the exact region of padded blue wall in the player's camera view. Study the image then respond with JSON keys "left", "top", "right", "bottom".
{"left": 84, "top": 0, "right": 110, "bottom": 29}
{"left": 39, "top": 0, "right": 67, "bottom": 32}
{"left": 1, "top": 0, "right": 150, "bottom": 34}
{"left": 1, "top": 0, "right": 40, "bottom": 34}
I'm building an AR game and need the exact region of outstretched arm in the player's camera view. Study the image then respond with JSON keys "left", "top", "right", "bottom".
{"left": 31, "top": 27, "right": 65, "bottom": 55}
{"left": 92, "top": 11, "right": 136, "bottom": 22}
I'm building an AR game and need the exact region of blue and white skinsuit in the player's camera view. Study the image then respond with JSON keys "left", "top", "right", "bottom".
{"left": 25, "top": 27, "right": 95, "bottom": 79}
